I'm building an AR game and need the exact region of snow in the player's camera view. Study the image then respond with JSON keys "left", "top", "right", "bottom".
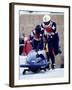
{"left": 20, "top": 56, "right": 27, "bottom": 65}
{"left": 19, "top": 68, "right": 64, "bottom": 80}
{"left": 19, "top": 56, "right": 64, "bottom": 80}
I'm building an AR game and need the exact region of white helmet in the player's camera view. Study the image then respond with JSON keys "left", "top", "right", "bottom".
{"left": 43, "top": 15, "right": 51, "bottom": 22}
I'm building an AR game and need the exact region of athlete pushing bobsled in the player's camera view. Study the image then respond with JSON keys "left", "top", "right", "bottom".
{"left": 20, "top": 25, "right": 48, "bottom": 74}
{"left": 41, "top": 14, "right": 62, "bottom": 69}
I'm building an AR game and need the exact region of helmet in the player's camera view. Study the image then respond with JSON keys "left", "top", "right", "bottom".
{"left": 35, "top": 25, "right": 41, "bottom": 33}
{"left": 43, "top": 15, "right": 51, "bottom": 22}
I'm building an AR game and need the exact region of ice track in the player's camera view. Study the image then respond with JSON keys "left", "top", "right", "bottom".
{"left": 19, "top": 56, "right": 64, "bottom": 80}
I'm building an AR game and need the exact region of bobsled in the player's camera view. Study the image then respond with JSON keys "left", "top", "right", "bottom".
{"left": 20, "top": 50, "right": 48, "bottom": 74}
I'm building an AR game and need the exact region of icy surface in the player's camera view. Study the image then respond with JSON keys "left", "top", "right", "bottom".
{"left": 19, "top": 56, "right": 64, "bottom": 80}
{"left": 19, "top": 68, "right": 64, "bottom": 80}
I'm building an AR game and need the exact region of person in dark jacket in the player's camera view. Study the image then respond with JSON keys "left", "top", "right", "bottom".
{"left": 41, "top": 15, "right": 62, "bottom": 69}
{"left": 30, "top": 25, "right": 44, "bottom": 51}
